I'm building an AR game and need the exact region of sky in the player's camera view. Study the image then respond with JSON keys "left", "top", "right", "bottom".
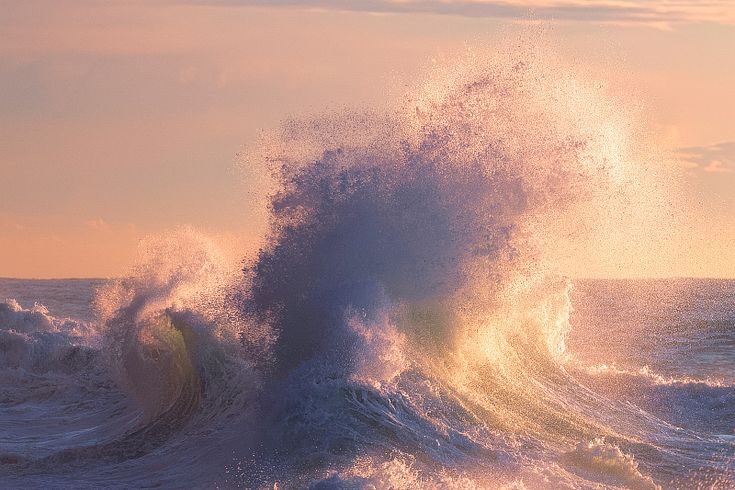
{"left": 1, "top": 0, "right": 734, "bottom": 278}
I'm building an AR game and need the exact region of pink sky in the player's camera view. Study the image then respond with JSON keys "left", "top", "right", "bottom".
{"left": 1, "top": 1, "right": 733, "bottom": 278}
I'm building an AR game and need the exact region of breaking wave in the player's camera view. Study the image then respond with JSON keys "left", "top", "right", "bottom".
{"left": 1, "top": 44, "right": 732, "bottom": 489}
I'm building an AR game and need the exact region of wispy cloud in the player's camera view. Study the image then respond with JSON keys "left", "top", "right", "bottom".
{"left": 677, "top": 141, "right": 735, "bottom": 174}
{"left": 180, "top": 0, "right": 735, "bottom": 27}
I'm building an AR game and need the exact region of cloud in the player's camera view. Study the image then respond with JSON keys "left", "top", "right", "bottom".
{"left": 677, "top": 141, "right": 735, "bottom": 174}
{"left": 179, "top": 0, "right": 735, "bottom": 27}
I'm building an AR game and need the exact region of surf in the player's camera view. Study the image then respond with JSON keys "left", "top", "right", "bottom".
{"left": 1, "top": 42, "right": 732, "bottom": 489}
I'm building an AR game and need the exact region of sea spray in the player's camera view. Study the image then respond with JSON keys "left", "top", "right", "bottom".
{"left": 243, "top": 48, "right": 640, "bottom": 370}
{"left": 3, "top": 44, "right": 730, "bottom": 490}
{"left": 231, "top": 46, "right": 669, "bottom": 487}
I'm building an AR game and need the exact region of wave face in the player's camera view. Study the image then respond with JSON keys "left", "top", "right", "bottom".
{"left": 0, "top": 233, "right": 262, "bottom": 488}
{"left": 1, "top": 47, "right": 733, "bottom": 489}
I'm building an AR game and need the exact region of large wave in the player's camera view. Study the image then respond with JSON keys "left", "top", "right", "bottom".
{"left": 2, "top": 44, "right": 731, "bottom": 489}
{"left": 244, "top": 45, "right": 641, "bottom": 370}
{"left": 225, "top": 46, "right": 692, "bottom": 488}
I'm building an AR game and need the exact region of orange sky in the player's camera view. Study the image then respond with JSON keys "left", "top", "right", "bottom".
{"left": 1, "top": 1, "right": 733, "bottom": 278}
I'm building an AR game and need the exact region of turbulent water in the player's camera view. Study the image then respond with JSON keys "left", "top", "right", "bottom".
{"left": 1, "top": 49, "right": 733, "bottom": 489}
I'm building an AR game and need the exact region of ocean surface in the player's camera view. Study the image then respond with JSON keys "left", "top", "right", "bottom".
{"left": 0, "top": 278, "right": 732, "bottom": 489}
{"left": 1, "top": 50, "right": 733, "bottom": 489}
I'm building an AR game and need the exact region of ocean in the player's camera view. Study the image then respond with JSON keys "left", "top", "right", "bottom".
{"left": 0, "top": 277, "right": 732, "bottom": 489}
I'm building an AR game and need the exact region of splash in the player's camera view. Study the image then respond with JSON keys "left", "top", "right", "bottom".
{"left": 5, "top": 42, "right": 730, "bottom": 490}
{"left": 95, "top": 228, "right": 260, "bottom": 419}
{"left": 0, "top": 299, "right": 96, "bottom": 371}
{"left": 243, "top": 45, "right": 651, "bottom": 378}
{"left": 230, "top": 44, "right": 677, "bottom": 488}
{"left": 562, "top": 438, "right": 659, "bottom": 490}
